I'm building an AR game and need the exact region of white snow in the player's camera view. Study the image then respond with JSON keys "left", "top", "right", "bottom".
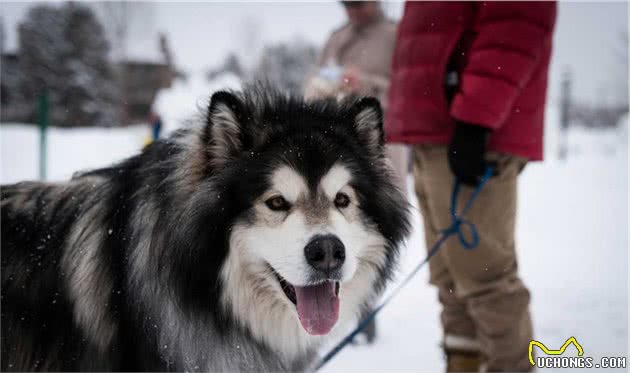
{"left": 0, "top": 103, "right": 627, "bottom": 372}
{"left": 153, "top": 71, "right": 241, "bottom": 135}
{"left": 0, "top": 123, "right": 147, "bottom": 183}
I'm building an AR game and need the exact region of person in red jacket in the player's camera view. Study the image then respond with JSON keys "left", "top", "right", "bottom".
{"left": 386, "top": 2, "right": 556, "bottom": 372}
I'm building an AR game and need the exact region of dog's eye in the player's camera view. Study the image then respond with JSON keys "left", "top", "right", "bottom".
{"left": 265, "top": 196, "right": 291, "bottom": 211}
{"left": 334, "top": 192, "right": 351, "bottom": 209}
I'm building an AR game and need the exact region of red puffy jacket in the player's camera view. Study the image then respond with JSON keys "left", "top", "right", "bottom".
{"left": 386, "top": 2, "right": 556, "bottom": 160}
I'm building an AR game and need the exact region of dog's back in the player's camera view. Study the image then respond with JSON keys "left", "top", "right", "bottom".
{"left": 1, "top": 179, "right": 121, "bottom": 371}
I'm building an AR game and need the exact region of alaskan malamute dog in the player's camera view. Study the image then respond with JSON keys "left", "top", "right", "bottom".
{"left": 1, "top": 87, "right": 410, "bottom": 371}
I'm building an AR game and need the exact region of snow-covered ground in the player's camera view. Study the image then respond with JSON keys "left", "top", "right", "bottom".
{"left": 0, "top": 124, "right": 147, "bottom": 183}
{"left": 0, "top": 103, "right": 627, "bottom": 372}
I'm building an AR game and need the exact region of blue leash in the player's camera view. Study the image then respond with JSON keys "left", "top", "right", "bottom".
{"left": 314, "top": 167, "right": 494, "bottom": 371}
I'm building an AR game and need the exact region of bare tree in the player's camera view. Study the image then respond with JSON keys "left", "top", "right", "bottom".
{"left": 0, "top": 16, "right": 5, "bottom": 55}
{"left": 234, "top": 16, "right": 264, "bottom": 71}
{"left": 612, "top": 29, "right": 629, "bottom": 107}
{"left": 95, "top": 2, "right": 155, "bottom": 61}
{"left": 249, "top": 39, "right": 318, "bottom": 94}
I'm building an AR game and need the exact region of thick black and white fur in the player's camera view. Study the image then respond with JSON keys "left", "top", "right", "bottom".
{"left": 1, "top": 87, "right": 410, "bottom": 372}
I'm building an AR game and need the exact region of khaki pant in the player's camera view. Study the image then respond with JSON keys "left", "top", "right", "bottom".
{"left": 412, "top": 144, "right": 532, "bottom": 372}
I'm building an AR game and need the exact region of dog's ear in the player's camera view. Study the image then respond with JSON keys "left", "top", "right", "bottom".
{"left": 350, "top": 97, "right": 384, "bottom": 155}
{"left": 206, "top": 91, "right": 247, "bottom": 168}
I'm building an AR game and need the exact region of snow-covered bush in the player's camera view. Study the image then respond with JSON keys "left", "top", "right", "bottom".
{"left": 248, "top": 40, "right": 317, "bottom": 94}
{"left": 18, "top": 3, "right": 120, "bottom": 127}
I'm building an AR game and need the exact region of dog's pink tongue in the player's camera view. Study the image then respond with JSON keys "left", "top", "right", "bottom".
{"left": 294, "top": 282, "right": 339, "bottom": 335}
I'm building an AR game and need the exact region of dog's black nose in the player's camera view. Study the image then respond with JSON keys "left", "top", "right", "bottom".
{"left": 304, "top": 235, "right": 345, "bottom": 274}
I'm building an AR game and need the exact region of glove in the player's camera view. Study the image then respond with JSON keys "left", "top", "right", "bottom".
{"left": 447, "top": 122, "right": 495, "bottom": 186}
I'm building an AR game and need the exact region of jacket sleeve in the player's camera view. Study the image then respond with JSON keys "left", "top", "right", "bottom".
{"left": 450, "top": 2, "right": 557, "bottom": 129}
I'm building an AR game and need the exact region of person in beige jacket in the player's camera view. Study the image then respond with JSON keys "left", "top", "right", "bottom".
{"left": 304, "top": 1, "right": 408, "bottom": 344}
{"left": 304, "top": 1, "right": 409, "bottom": 194}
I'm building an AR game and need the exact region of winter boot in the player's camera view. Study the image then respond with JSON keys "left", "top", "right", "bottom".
{"left": 443, "top": 334, "right": 483, "bottom": 372}
{"left": 445, "top": 350, "right": 482, "bottom": 372}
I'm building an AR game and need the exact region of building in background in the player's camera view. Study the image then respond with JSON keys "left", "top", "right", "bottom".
{"left": 0, "top": 3, "right": 176, "bottom": 126}
{"left": 115, "top": 33, "right": 176, "bottom": 124}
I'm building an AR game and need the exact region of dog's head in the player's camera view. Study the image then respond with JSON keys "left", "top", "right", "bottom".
{"left": 193, "top": 87, "right": 409, "bottom": 345}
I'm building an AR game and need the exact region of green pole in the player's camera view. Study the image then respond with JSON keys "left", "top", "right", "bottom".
{"left": 38, "top": 93, "right": 48, "bottom": 181}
